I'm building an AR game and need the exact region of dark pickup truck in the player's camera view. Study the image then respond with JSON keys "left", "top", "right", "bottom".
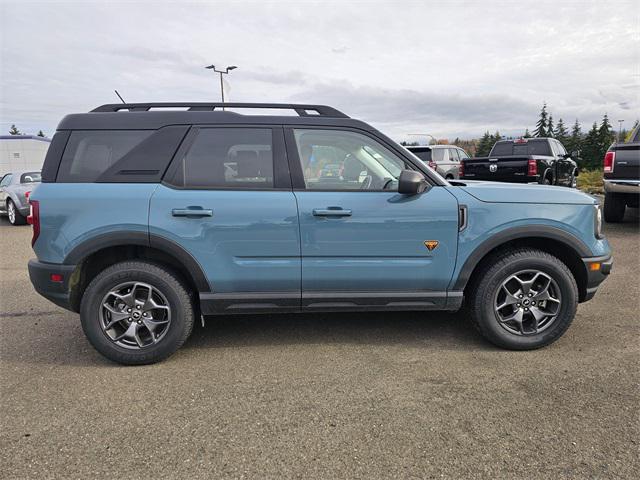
{"left": 461, "top": 138, "right": 578, "bottom": 187}
{"left": 603, "top": 124, "right": 640, "bottom": 222}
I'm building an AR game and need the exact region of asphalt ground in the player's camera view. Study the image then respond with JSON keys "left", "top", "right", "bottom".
{"left": 1, "top": 209, "right": 638, "bottom": 479}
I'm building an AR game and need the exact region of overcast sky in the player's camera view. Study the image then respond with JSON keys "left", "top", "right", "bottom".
{"left": 1, "top": 0, "right": 638, "bottom": 141}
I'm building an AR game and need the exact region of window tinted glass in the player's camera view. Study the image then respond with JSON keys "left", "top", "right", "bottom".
{"left": 20, "top": 172, "right": 41, "bottom": 183}
{"left": 172, "top": 128, "right": 273, "bottom": 188}
{"left": 294, "top": 129, "right": 415, "bottom": 191}
{"left": 410, "top": 148, "right": 432, "bottom": 162}
{"left": 58, "top": 130, "right": 152, "bottom": 182}
{"left": 490, "top": 140, "right": 552, "bottom": 156}
{"left": 0, "top": 174, "right": 12, "bottom": 187}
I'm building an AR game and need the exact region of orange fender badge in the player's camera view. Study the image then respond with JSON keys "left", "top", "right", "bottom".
{"left": 424, "top": 240, "right": 439, "bottom": 251}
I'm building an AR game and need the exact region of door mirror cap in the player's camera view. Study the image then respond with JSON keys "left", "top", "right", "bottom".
{"left": 398, "top": 170, "right": 428, "bottom": 195}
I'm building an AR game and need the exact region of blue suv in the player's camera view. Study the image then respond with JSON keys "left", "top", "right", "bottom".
{"left": 28, "top": 103, "right": 612, "bottom": 364}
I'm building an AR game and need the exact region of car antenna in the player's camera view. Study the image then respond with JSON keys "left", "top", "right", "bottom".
{"left": 114, "top": 90, "right": 126, "bottom": 104}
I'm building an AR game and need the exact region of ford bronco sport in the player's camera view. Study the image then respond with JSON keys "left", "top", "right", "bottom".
{"left": 28, "top": 103, "right": 612, "bottom": 365}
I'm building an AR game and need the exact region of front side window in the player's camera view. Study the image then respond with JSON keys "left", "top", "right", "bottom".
{"left": 458, "top": 148, "right": 469, "bottom": 159}
{"left": 293, "top": 129, "right": 414, "bottom": 191}
{"left": 171, "top": 128, "right": 274, "bottom": 188}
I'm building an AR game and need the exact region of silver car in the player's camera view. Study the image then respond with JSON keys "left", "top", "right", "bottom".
{"left": 0, "top": 170, "right": 41, "bottom": 225}
{"left": 406, "top": 145, "right": 470, "bottom": 180}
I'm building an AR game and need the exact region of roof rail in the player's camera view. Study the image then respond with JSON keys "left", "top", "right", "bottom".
{"left": 91, "top": 103, "right": 349, "bottom": 118}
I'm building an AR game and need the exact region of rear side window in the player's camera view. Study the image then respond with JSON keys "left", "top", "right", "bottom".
{"left": 170, "top": 128, "right": 274, "bottom": 188}
{"left": 57, "top": 130, "right": 152, "bottom": 182}
{"left": 20, "top": 172, "right": 41, "bottom": 183}
{"left": 410, "top": 148, "right": 432, "bottom": 162}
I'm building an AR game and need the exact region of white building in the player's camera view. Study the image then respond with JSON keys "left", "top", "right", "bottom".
{"left": 0, "top": 135, "right": 51, "bottom": 175}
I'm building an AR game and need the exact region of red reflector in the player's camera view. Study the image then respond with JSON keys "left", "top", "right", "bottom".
{"left": 25, "top": 191, "right": 31, "bottom": 199}
{"left": 50, "top": 273, "right": 64, "bottom": 283}
{"left": 528, "top": 159, "right": 537, "bottom": 176}
{"left": 603, "top": 151, "right": 615, "bottom": 173}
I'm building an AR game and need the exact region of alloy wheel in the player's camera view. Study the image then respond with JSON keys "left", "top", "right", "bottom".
{"left": 8, "top": 201, "right": 15, "bottom": 224}
{"left": 99, "top": 282, "right": 172, "bottom": 349}
{"left": 493, "top": 269, "right": 562, "bottom": 336}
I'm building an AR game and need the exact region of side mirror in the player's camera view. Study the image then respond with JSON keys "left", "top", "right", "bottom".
{"left": 398, "top": 170, "right": 428, "bottom": 195}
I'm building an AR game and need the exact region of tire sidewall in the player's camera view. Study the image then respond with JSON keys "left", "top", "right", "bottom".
{"left": 476, "top": 255, "right": 577, "bottom": 349}
{"left": 81, "top": 263, "right": 192, "bottom": 364}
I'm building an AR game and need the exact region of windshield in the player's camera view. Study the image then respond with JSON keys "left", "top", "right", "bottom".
{"left": 20, "top": 172, "right": 41, "bottom": 183}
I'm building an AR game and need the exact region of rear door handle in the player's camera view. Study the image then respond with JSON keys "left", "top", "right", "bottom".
{"left": 312, "top": 208, "right": 352, "bottom": 217}
{"left": 172, "top": 207, "right": 213, "bottom": 218}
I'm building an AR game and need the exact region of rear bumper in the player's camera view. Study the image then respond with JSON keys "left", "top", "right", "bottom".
{"left": 582, "top": 254, "right": 613, "bottom": 302}
{"left": 604, "top": 179, "right": 640, "bottom": 194}
{"left": 28, "top": 259, "right": 77, "bottom": 311}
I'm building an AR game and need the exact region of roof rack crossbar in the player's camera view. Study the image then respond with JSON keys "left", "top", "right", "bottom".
{"left": 91, "top": 103, "right": 349, "bottom": 118}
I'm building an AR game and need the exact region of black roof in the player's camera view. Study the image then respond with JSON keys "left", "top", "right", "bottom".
{"left": 57, "top": 102, "right": 373, "bottom": 131}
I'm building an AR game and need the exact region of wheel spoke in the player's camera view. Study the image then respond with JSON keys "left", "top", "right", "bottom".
{"left": 496, "top": 288, "right": 521, "bottom": 311}
{"left": 102, "top": 304, "right": 130, "bottom": 329}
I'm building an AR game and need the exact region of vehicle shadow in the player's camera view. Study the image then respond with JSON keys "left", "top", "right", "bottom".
{"left": 184, "top": 310, "right": 490, "bottom": 352}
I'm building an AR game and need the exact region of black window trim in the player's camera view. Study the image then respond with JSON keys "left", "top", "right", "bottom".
{"left": 161, "top": 125, "right": 292, "bottom": 191}
{"left": 283, "top": 125, "right": 441, "bottom": 192}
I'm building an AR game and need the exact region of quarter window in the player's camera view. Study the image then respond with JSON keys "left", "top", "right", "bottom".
{"left": 293, "top": 129, "right": 415, "bottom": 191}
{"left": 171, "top": 128, "right": 274, "bottom": 188}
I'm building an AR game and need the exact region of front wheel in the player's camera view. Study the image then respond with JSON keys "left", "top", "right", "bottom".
{"left": 468, "top": 248, "right": 578, "bottom": 350}
{"left": 80, "top": 261, "right": 195, "bottom": 365}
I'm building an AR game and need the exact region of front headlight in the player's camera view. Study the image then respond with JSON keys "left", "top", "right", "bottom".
{"left": 594, "top": 204, "right": 603, "bottom": 239}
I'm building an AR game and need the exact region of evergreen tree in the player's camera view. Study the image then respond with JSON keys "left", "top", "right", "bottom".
{"left": 565, "top": 119, "right": 582, "bottom": 155}
{"left": 554, "top": 118, "right": 568, "bottom": 144}
{"left": 493, "top": 131, "right": 502, "bottom": 144}
{"left": 37, "top": 130, "right": 45, "bottom": 137}
{"left": 547, "top": 115, "right": 554, "bottom": 138}
{"left": 9, "top": 124, "right": 20, "bottom": 135}
{"left": 581, "top": 122, "right": 600, "bottom": 169}
{"left": 533, "top": 103, "right": 548, "bottom": 137}
{"left": 598, "top": 114, "right": 615, "bottom": 150}
{"left": 523, "top": 128, "right": 532, "bottom": 138}
{"left": 477, "top": 131, "right": 492, "bottom": 156}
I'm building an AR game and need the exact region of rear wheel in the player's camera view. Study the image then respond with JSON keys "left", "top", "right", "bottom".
{"left": 80, "top": 261, "right": 195, "bottom": 365}
{"left": 543, "top": 175, "right": 552, "bottom": 185}
{"left": 603, "top": 192, "right": 626, "bottom": 223}
{"left": 7, "top": 199, "right": 26, "bottom": 225}
{"left": 468, "top": 248, "right": 578, "bottom": 350}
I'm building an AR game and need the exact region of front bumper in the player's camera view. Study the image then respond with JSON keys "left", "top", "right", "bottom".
{"left": 582, "top": 254, "right": 613, "bottom": 302}
{"left": 604, "top": 179, "right": 640, "bottom": 195}
{"left": 28, "top": 259, "right": 77, "bottom": 311}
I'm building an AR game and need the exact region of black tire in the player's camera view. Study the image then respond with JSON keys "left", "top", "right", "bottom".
{"left": 468, "top": 248, "right": 578, "bottom": 350}
{"left": 80, "top": 261, "right": 195, "bottom": 365}
{"left": 7, "top": 199, "right": 27, "bottom": 225}
{"left": 543, "top": 176, "right": 552, "bottom": 185}
{"left": 603, "top": 192, "right": 626, "bottom": 223}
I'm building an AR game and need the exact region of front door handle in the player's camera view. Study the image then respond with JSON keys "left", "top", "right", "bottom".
{"left": 312, "top": 208, "right": 352, "bottom": 217}
{"left": 172, "top": 207, "right": 214, "bottom": 218}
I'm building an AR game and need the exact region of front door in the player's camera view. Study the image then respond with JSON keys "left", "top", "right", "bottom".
{"left": 149, "top": 126, "right": 301, "bottom": 313}
{"left": 286, "top": 127, "right": 459, "bottom": 310}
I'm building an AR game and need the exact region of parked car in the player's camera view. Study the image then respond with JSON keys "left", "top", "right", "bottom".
{"left": 603, "top": 124, "right": 640, "bottom": 222}
{"left": 28, "top": 103, "right": 611, "bottom": 365}
{"left": 406, "top": 145, "right": 469, "bottom": 179}
{"left": 461, "top": 138, "right": 578, "bottom": 187}
{"left": 0, "top": 170, "right": 41, "bottom": 225}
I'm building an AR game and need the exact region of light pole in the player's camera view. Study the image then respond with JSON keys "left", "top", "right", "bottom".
{"left": 205, "top": 65, "right": 237, "bottom": 108}
{"left": 408, "top": 133, "right": 437, "bottom": 145}
{"left": 617, "top": 119, "right": 624, "bottom": 142}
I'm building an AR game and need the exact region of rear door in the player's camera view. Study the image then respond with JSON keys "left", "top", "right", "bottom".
{"left": 0, "top": 174, "right": 12, "bottom": 212}
{"left": 149, "top": 126, "right": 301, "bottom": 313}
{"left": 286, "top": 127, "right": 459, "bottom": 310}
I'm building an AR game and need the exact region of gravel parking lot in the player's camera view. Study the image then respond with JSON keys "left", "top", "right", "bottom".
{"left": 1, "top": 209, "right": 638, "bottom": 479}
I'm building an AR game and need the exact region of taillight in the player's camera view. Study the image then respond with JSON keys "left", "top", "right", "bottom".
{"left": 28, "top": 200, "right": 40, "bottom": 246}
{"left": 25, "top": 191, "right": 31, "bottom": 199}
{"left": 603, "top": 151, "right": 615, "bottom": 173}
{"left": 459, "top": 161, "right": 465, "bottom": 177}
{"left": 527, "top": 158, "right": 537, "bottom": 176}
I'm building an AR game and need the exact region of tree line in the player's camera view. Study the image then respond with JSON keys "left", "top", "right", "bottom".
{"left": 473, "top": 104, "right": 637, "bottom": 170}
{"left": 7, "top": 125, "right": 46, "bottom": 137}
